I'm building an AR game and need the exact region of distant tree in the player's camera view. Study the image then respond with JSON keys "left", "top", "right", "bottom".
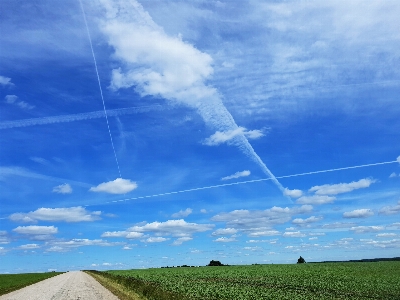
{"left": 297, "top": 256, "right": 306, "bottom": 264}
{"left": 207, "top": 260, "right": 224, "bottom": 266}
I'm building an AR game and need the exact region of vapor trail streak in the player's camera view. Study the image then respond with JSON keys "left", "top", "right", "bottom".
{"left": 104, "top": 159, "right": 398, "bottom": 205}
{"left": 0, "top": 105, "right": 163, "bottom": 130}
{"left": 79, "top": 0, "right": 122, "bottom": 178}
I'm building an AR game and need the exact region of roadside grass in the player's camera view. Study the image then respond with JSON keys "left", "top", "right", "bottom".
{"left": 85, "top": 270, "right": 185, "bottom": 300}
{"left": 0, "top": 272, "right": 63, "bottom": 296}
{"left": 85, "top": 270, "right": 145, "bottom": 300}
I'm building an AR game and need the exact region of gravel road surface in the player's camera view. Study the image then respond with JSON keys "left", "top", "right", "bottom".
{"left": 0, "top": 271, "right": 119, "bottom": 300}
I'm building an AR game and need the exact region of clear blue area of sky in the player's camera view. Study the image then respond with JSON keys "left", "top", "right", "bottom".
{"left": 0, "top": 0, "right": 399, "bottom": 273}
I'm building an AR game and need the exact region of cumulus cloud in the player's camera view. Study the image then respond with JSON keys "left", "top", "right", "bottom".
{"left": 203, "top": 127, "right": 264, "bottom": 146}
{"left": 376, "top": 233, "right": 397, "bottom": 238}
{"left": 211, "top": 205, "right": 312, "bottom": 234}
{"left": 389, "top": 172, "right": 397, "bottom": 178}
{"left": 18, "top": 244, "right": 40, "bottom": 250}
{"left": 214, "top": 237, "right": 237, "bottom": 242}
{"left": 283, "top": 231, "right": 306, "bottom": 238}
{"left": 247, "top": 230, "right": 280, "bottom": 237}
{"left": 90, "top": 178, "right": 137, "bottom": 194}
{"left": 292, "top": 216, "right": 323, "bottom": 225}
{"left": 343, "top": 209, "right": 374, "bottom": 218}
{"left": 309, "top": 178, "right": 376, "bottom": 195}
{"left": 379, "top": 201, "right": 400, "bottom": 215}
{"left": 0, "top": 231, "right": 10, "bottom": 245}
{"left": 296, "top": 195, "right": 336, "bottom": 205}
{"left": 46, "top": 239, "right": 121, "bottom": 252}
{"left": 127, "top": 219, "right": 214, "bottom": 237}
{"left": 171, "top": 208, "right": 192, "bottom": 218}
{"left": 145, "top": 237, "right": 169, "bottom": 243}
{"left": 172, "top": 237, "right": 192, "bottom": 245}
{"left": 9, "top": 207, "right": 101, "bottom": 223}
{"left": 13, "top": 226, "right": 58, "bottom": 237}
{"left": 350, "top": 226, "right": 385, "bottom": 234}
{"left": 5, "top": 95, "right": 34, "bottom": 110}
{"left": 283, "top": 188, "right": 303, "bottom": 198}
{"left": 397, "top": 156, "right": 400, "bottom": 163}
{"left": 322, "top": 222, "right": 356, "bottom": 229}
{"left": 211, "top": 228, "right": 238, "bottom": 236}
{"left": 221, "top": 170, "right": 251, "bottom": 181}
{"left": 52, "top": 183, "right": 72, "bottom": 194}
{"left": 0, "top": 75, "right": 13, "bottom": 86}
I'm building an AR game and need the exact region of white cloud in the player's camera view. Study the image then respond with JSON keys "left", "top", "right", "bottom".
{"left": 247, "top": 230, "right": 280, "bottom": 237}
{"left": 127, "top": 219, "right": 214, "bottom": 237}
{"left": 296, "top": 195, "right": 336, "bottom": 205}
{"left": 397, "top": 156, "right": 400, "bottom": 163}
{"left": 46, "top": 239, "right": 121, "bottom": 252}
{"left": 214, "top": 237, "right": 237, "bottom": 242}
{"left": 211, "top": 205, "right": 312, "bottom": 233}
{"left": 13, "top": 225, "right": 58, "bottom": 235}
{"left": 211, "top": 228, "right": 238, "bottom": 236}
{"left": 99, "top": 0, "right": 214, "bottom": 103}
{"left": 222, "top": 170, "right": 251, "bottom": 181}
{"left": 9, "top": 207, "right": 101, "bottom": 223}
{"left": 200, "top": 209, "right": 208, "bottom": 214}
{"left": 52, "top": 183, "right": 73, "bottom": 194}
{"left": 0, "top": 76, "right": 13, "bottom": 86}
{"left": 343, "top": 209, "right": 374, "bottom": 218}
{"left": 18, "top": 244, "right": 40, "bottom": 250}
{"left": 309, "top": 178, "right": 376, "bottom": 195}
{"left": 292, "top": 216, "right": 323, "bottom": 225}
{"left": 203, "top": 127, "right": 264, "bottom": 146}
{"left": 389, "top": 172, "right": 397, "bottom": 178}
{"left": 0, "top": 231, "right": 10, "bottom": 245}
{"left": 283, "top": 231, "right": 306, "bottom": 238}
{"left": 283, "top": 188, "right": 303, "bottom": 198}
{"left": 145, "top": 237, "right": 168, "bottom": 243}
{"left": 322, "top": 222, "right": 356, "bottom": 229}
{"left": 379, "top": 201, "right": 400, "bottom": 215}
{"left": 172, "top": 237, "right": 192, "bottom": 245}
{"left": 90, "top": 178, "right": 137, "bottom": 194}
{"left": 5, "top": 95, "right": 34, "bottom": 110}
{"left": 171, "top": 208, "right": 192, "bottom": 218}
{"left": 376, "top": 233, "right": 397, "bottom": 238}
{"left": 350, "top": 226, "right": 385, "bottom": 234}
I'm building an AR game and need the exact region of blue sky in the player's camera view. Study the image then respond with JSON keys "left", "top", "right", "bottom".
{"left": 1, "top": 0, "right": 400, "bottom": 273}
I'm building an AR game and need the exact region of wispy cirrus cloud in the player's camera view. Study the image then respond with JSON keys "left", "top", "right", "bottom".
{"left": 9, "top": 207, "right": 101, "bottom": 223}
{"left": 90, "top": 178, "right": 138, "bottom": 194}
{"left": 221, "top": 170, "right": 250, "bottom": 181}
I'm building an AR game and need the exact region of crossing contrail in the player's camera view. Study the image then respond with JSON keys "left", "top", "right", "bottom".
{"left": 0, "top": 105, "right": 163, "bottom": 130}
{"left": 79, "top": 0, "right": 122, "bottom": 178}
{"left": 98, "top": 157, "right": 399, "bottom": 205}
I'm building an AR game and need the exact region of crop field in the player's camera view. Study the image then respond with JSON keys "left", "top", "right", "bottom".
{"left": 0, "top": 272, "right": 63, "bottom": 296}
{"left": 93, "top": 262, "right": 400, "bottom": 300}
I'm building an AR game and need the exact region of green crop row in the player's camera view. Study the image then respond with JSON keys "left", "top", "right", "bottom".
{"left": 0, "top": 272, "right": 63, "bottom": 296}
{"left": 103, "top": 262, "right": 400, "bottom": 300}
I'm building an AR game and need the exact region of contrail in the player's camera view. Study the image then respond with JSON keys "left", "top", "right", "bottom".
{"left": 79, "top": 0, "right": 121, "bottom": 178}
{"left": 0, "top": 105, "right": 163, "bottom": 130}
{"left": 100, "top": 158, "right": 399, "bottom": 205}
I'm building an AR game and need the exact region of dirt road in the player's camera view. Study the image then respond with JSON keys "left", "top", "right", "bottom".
{"left": 0, "top": 271, "right": 119, "bottom": 300}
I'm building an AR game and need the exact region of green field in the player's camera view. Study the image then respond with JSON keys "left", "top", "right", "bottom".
{"left": 0, "top": 272, "right": 63, "bottom": 296}
{"left": 91, "top": 262, "right": 400, "bottom": 300}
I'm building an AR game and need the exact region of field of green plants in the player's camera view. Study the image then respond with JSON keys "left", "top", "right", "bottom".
{"left": 0, "top": 272, "right": 63, "bottom": 296}
{"left": 98, "top": 262, "right": 400, "bottom": 300}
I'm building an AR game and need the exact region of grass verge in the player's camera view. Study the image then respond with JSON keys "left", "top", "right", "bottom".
{"left": 0, "top": 272, "right": 63, "bottom": 296}
{"left": 85, "top": 270, "right": 186, "bottom": 300}
{"left": 85, "top": 270, "right": 145, "bottom": 300}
